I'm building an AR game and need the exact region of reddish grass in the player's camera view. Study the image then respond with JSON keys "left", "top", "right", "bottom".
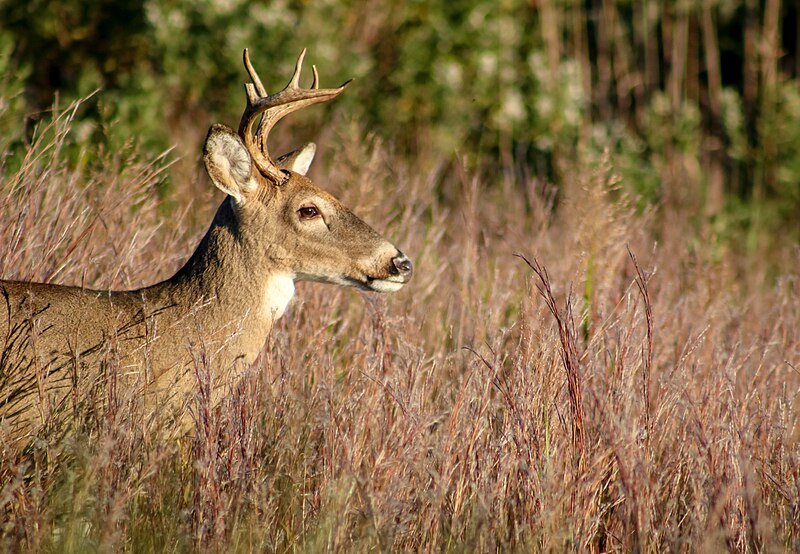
{"left": 1, "top": 100, "right": 799, "bottom": 552}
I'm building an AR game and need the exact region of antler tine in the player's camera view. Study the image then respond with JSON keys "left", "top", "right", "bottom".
{"left": 289, "top": 48, "right": 306, "bottom": 88}
{"left": 243, "top": 48, "right": 268, "bottom": 97}
{"left": 238, "top": 49, "right": 351, "bottom": 184}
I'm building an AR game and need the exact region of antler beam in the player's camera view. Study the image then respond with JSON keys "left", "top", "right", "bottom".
{"left": 238, "top": 48, "right": 351, "bottom": 184}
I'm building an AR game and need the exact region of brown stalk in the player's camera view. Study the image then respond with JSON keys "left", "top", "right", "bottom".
{"left": 516, "top": 254, "right": 586, "bottom": 470}
{"left": 627, "top": 246, "right": 654, "bottom": 446}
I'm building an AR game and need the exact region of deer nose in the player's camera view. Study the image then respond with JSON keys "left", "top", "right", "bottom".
{"left": 392, "top": 253, "right": 413, "bottom": 279}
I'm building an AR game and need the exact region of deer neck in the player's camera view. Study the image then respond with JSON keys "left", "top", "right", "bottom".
{"left": 155, "top": 197, "right": 294, "bottom": 352}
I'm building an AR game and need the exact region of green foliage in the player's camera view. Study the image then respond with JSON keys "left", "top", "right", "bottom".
{"left": 0, "top": 31, "right": 29, "bottom": 162}
{"left": 765, "top": 80, "right": 800, "bottom": 219}
{"left": 1, "top": 0, "right": 799, "bottom": 246}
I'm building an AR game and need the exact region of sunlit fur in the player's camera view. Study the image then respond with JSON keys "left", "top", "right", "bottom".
{"left": 0, "top": 124, "right": 411, "bottom": 450}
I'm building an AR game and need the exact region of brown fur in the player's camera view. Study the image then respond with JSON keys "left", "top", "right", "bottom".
{"left": 0, "top": 125, "right": 411, "bottom": 451}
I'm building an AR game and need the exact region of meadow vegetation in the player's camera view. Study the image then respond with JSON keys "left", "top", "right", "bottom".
{"left": 1, "top": 0, "right": 799, "bottom": 551}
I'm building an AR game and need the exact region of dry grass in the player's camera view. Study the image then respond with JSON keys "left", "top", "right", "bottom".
{"left": 1, "top": 99, "right": 799, "bottom": 553}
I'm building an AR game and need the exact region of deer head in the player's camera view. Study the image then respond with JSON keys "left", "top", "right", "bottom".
{"left": 201, "top": 49, "right": 412, "bottom": 295}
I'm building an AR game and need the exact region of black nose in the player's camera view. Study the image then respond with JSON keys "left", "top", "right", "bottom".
{"left": 392, "top": 254, "right": 413, "bottom": 278}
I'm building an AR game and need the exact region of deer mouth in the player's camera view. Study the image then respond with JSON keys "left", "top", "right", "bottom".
{"left": 364, "top": 275, "right": 407, "bottom": 292}
{"left": 340, "top": 273, "right": 407, "bottom": 293}
{"left": 359, "top": 253, "right": 413, "bottom": 292}
{"left": 306, "top": 254, "right": 412, "bottom": 292}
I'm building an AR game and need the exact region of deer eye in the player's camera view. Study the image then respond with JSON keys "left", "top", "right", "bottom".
{"left": 298, "top": 205, "right": 320, "bottom": 220}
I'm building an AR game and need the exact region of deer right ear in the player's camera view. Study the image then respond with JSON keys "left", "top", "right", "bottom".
{"left": 203, "top": 124, "right": 257, "bottom": 203}
{"left": 276, "top": 143, "right": 317, "bottom": 176}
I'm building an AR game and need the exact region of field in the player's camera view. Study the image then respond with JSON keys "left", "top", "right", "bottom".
{"left": 0, "top": 96, "right": 796, "bottom": 552}
{"left": 0, "top": 2, "right": 800, "bottom": 552}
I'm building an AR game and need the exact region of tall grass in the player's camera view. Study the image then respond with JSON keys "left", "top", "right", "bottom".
{"left": 1, "top": 99, "right": 799, "bottom": 552}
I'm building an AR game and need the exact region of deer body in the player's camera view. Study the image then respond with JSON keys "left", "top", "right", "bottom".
{"left": 0, "top": 51, "right": 412, "bottom": 451}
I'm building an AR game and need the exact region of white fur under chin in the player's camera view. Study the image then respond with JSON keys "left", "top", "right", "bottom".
{"left": 368, "top": 279, "right": 405, "bottom": 293}
{"left": 263, "top": 274, "right": 295, "bottom": 320}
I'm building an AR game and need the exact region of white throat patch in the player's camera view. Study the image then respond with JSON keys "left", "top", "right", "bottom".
{"left": 262, "top": 274, "right": 295, "bottom": 321}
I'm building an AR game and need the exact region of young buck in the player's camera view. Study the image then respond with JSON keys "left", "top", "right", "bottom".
{"left": 0, "top": 49, "right": 412, "bottom": 451}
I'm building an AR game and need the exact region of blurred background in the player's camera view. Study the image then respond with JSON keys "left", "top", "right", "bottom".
{"left": 1, "top": 0, "right": 798, "bottom": 254}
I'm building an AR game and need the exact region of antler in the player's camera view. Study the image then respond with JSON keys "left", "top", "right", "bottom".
{"left": 238, "top": 48, "right": 351, "bottom": 184}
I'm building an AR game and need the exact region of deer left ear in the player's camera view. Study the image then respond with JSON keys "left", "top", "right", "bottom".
{"left": 204, "top": 124, "right": 258, "bottom": 203}
{"left": 277, "top": 143, "right": 316, "bottom": 176}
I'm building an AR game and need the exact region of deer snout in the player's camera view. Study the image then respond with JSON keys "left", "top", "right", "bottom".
{"left": 353, "top": 247, "right": 412, "bottom": 292}
{"left": 391, "top": 253, "right": 413, "bottom": 281}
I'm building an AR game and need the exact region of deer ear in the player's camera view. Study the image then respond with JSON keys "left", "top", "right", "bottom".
{"left": 203, "top": 124, "right": 257, "bottom": 203}
{"left": 276, "top": 143, "right": 316, "bottom": 176}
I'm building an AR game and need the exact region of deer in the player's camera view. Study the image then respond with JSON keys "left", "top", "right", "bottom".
{"left": 0, "top": 49, "right": 412, "bottom": 453}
